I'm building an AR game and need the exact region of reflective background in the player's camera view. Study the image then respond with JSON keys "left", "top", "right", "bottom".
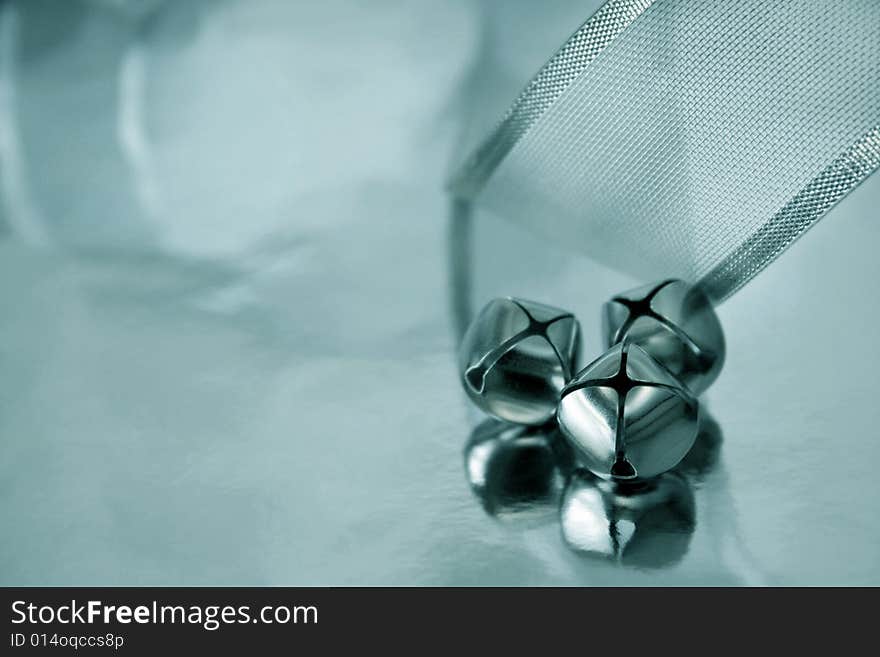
{"left": 1, "top": 0, "right": 878, "bottom": 585}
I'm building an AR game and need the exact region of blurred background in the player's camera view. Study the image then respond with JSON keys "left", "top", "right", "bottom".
{"left": 1, "top": 0, "right": 878, "bottom": 585}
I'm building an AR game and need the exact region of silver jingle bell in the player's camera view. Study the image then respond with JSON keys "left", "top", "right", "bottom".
{"left": 464, "top": 419, "right": 572, "bottom": 522}
{"left": 459, "top": 298, "right": 580, "bottom": 425}
{"left": 603, "top": 279, "right": 725, "bottom": 395}
{"left": 557, "top": 340, "right": 699, "bottom": 481}
{"left": 560, "top": 469, "right": 696, "bottom": 568}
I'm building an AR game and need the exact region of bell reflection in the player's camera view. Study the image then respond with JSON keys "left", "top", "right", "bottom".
{"left": 560, "top": 470, "right": 696, "bottom": 568}
{"left": 464, "top": 419, "right": 572, "bottom": 522}
{"left": 463, "top": 409, "right": 725, "bottom": 569}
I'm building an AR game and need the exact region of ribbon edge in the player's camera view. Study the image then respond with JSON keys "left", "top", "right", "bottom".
{"left": 698, "top": 126, "right": 880, "bottom": 304}
{"left": 446, "top": 0, "right": 658, "bottom": 200}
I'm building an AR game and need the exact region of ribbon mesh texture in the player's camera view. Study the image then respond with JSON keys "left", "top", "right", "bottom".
{"left": 451, "top": 0, "right": 880, "bottom": 303}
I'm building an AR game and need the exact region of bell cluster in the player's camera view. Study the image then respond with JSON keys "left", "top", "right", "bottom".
{"left": 459, "top": 280, "right": 725, "bottom": 484}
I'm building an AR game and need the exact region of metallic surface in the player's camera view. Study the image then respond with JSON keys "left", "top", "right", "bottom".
{"left": 459, "top": 297, "right": 579, "bottom": 425}
{"left": 558, "top": 341, "right": 699, "bottom": 481}
{"left": 0, "top": 0, "right": 879, "bottom": 586}
{"left": 603, "top": 279, "right": 725, "bottom": 394}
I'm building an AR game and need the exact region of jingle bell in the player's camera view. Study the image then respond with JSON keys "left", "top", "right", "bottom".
{"left": 603, "top": 279, "right": 724, "bottom": 395}
{"left": 459, "top": 298, "right": 579, "bottom": 425}
{"left": 557, "top": 341, "right": 699, "bottom": 481}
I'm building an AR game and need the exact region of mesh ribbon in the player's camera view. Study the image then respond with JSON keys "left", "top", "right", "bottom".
{"left": 449, "top": 0, "right": 880, "bottom": 303}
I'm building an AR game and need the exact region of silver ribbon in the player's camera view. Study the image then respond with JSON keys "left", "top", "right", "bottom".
{"left": 449, "top": 0, "right": 880, "bottom": 303}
